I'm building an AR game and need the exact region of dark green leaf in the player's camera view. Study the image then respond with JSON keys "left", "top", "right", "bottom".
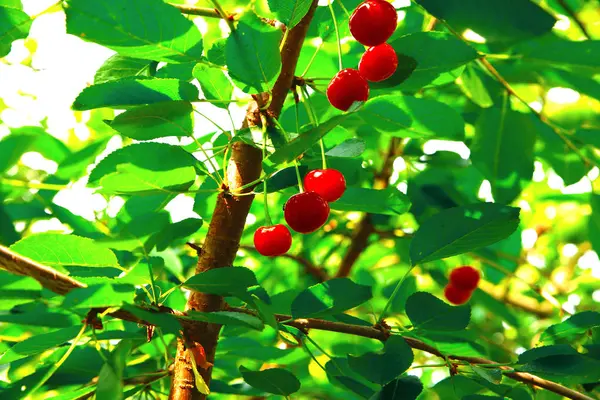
{"left": 590, "top": 195, "right": 600, "bottom": 254}
{"left": 226, "top": 12, "right": 282, "bottom": 93}
{"left": 406, "top": 292, "right": 471, "bottom": 331}
{"left": 267, "top": 0, "right": 313, "bottom": 29}
{"left": 65, "top": 0, "right": 203, "bottom": 63}
{"left": 518, "top": 344, "right": 579, "bottom": 363}
{"left": 540, "top": 311, "right": 600, "bottom": 344}
{"left": 108, "top": 101, "right": 193, "bottom": 140}
{"left": 348, "top": 336, "right": 414, "bottom": 385}
{"left": 240, "top": 366, "right": 301, "bottom": 396}
{"left": 10, "top": 233, "right": 120, "bottom": 268}
{"left": 360, "top": 95, "right": 465, "bottom": 140}
{"left": 0, "top": 132, "right": 36, "bottom": 174}
{"left": 326, "top": 138, "right": 366, "bottom": 158}
{"left": 291, "top": 278, "right": 372, "bottom": 318}
{"left": 186, "top": 311, "right": 264, "bottom": 331}
{"left": 369, "top": 375, "right": 423, "bottom": 400}
{"left": 470, "top": 365, "right": 502, "bottom": 384}
{"left": 96, "top": 340, "right": 134, "bottom": 400}
{"left": 88, "top": 143, "right": 198, "bottom": 195}
{"left": 265, "top": 166, "right": 308, "bottom": 193}
{"left": 120, "top": 304, "right": 182, "bottom": 336}
{"left": 193, "top": 64, "right": 233, "bottom": 108}
{"left": 331, "top": 187, "right": 411, "bottom": 216}
{"left": 0, "top": 325, "right": 83, "bottom": 364}
{"left": 152, "top": 218, "right": 202, "bottom": 251}
{"left": 72, "top": 77, "right": 199, "bottom": 111}
{"left": 410, "top": 203, "right": 521, "bottom": 265}
{"left": 55, "top": 138, "right": 110, "bottom": 180}
{"left": 0, "top": 6, "right": 31, "bottom": 57}
{"left": 416, "top": 0, "right": 554, "bottom": 44}
{"left": 471, "top": 104, "right": 536, "bottom": 203}
{"left": 94, "top": 55, "right": 152, "bottom": 84}
{"left": 514, "top": 35, "right": 600, "bottom": 72}
{"left": 183, "top": 267, "right": 258, "bottom": 296}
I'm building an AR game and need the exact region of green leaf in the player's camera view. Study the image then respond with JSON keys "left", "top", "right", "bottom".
{"left": 0, "top": 325, "right": 83, "bottom": 364}
{"left": 0, "top": 6, "right": 31, "bottom": 58}
{"left": 459, "top": 64, "right": 494, "bottom": 108}
{"left": 72, "top": 77, "right": 199, "bottom": 111}
{"left": 470, "top": 365, "right": 502, "bottom": 384}
{"left": 517, "top": 345, "right": 600, "bottom": 384}
{"left": 406, "top": 292, "right": 471, "bottom": 331}
{"left": 265, "top": 165, "right": 308, "bottom": 193}
{"left": 264, "top": 116, "right": 348, "bottom": 170}
{"left": 514, "top": 35, "right": 600, "bottom": 73}
{"left": 10, "top": 233, "right": 120, "bottom": 268}
{"left": 518, "top": 344, "right": 579, "bottom": 363}
{"left": 267, "top": 0, "right": 313, "bottom": 29}
{"left": 120, "top": 304, "right": 182, "bottom": 336}
{"left": 226, "top": 12, "right": 282, "bottom": 93}
{"left": 360, "top": 95, "right": 465, "bottom": 140}
{"left": 540, "top": 311, "right": 600, "bottom": 344}
{"left": 96, "top": 340, "right": 134, "bottom": 400}
{"left": 186, "top": 311, "right": 264, "bottom": 331}
{"left": 62, "top": 284, "right": 135, "bottom": 309}
{"left": 183, "top": 267, "right": 258, "bottom": 296}
{"left": 348, "top": 336, "right": 414, "bottom": 385}
{"left": 471, "top": 104, "right": 536, "bottom": 204}
{"left": 240, "top": 366, "right": 301, "bottom": 396}
{"left": 326, "top": 138, "right": 366, "bottom": 158}
{"left": 369, "top": 375, "right": 423, "bottom": 400}
{"left": 590, "top": 195, "right": 600, "bottom": 254}
{"left": 94, "top": 55, "right": 152, "bottom": 84}
{"left": 0, "top": 308, "right": 78, "bottom": 328}
{"left": 89, "top": 143, "right": 198, "bottom": 195}
{"left": 291, "top": 278, "right": 372, "bottom": 318}
{"left": 55, "top": 138, "right": 110, "bottom": 180}
{"left": 108, "top": 101, "right": 193, "bottom": 140}
{"left": 410, "top": 203, "right": 521, "bottom": 265}
{"left": 330, "top": 187, "right": 411, "bottom": 216}
{"left": 385, "top": 32, "right": 478, "bottom": 91}
{"left": 416, "top": 0, "right": 554, "bottom": 44}
{"left": 193, "top": 64, "right": 233, "bottom": 109}
{"left": 65, "top": 0, "right": 203, "bottom": 63}
{"left": 152, "top": 218, "right": 202, "bottom": 251}
{"left": 0, "top": 132, "right": 36, "bottom": 174}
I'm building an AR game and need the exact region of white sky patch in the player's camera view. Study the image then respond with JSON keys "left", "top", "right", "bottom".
{"left": 478, "top": 180, "right": 494, "bottom": 202}
{"left": 30, "top": 218, "right": 72, "bottom": 234}
{"left": 528, "top": 101, "right": 543, "bottom": 113}
{"left": 53, "top": 178, "right": 108, "bottom": 221}
{"left": 463, "top": 29, "right": 486, "bottom": 43}
{"left": 562, "top": 243, "right": 578, "bottom": 258}
{"left": 165, "top": 195, "right": 199, "bottom": 223}
{"left": 522, "top": 228, "right": 538, "bottom": 250}
{"left": 527, "top": 253, "right": 546, "bottom": 269}
{"left": 392, "top": 0, "right": 411, "bottom": 8}
{"left": 544, "top": 205, "right": 557, "bottom": 219}
{"left": 546, "top": 87, "right": 580, "bottom": 105}
{"left": 423, "top": 140, "right": 471, "bottom": 159}
{"left": 553, "top": 14, "right": 571, "bottom": 31}
{"left": 593, "top": 290, "right": 600, "bottom": 303}
{"left": 578, "top": 250, "right": 600, "bottom": 270}
{"left": 21, "top": 152, "right": 58, "bottom": 174}
{"left": 533, "top": 161, "right": 545, "bottom": 182}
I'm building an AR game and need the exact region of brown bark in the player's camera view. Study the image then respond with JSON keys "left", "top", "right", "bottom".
{"left": 169, "top": 2, "right": 319, "bottom": 399}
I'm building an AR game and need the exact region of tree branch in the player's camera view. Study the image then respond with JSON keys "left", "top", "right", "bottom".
{"left": 172, "top": 5, "right": 224, "bottom": 19}
{"left": 169, "top": 2, "right": 320, "bottom": 399}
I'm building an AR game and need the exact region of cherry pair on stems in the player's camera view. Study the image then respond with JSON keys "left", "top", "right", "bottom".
{"left": 254, "top": 169, "right": 346, "bottom": 257}
{"left": 444, "top": 266, "right": 481, "bottom": 305}
{"left": 327, "top": 0, "right": 399, "bottom": 111}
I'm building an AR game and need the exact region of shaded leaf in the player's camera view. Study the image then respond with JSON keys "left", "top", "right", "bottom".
{"left": 240, "top": 366, "right": 301, "bottom": 396}
{"left": 406, "top": 292, "right": 471, "bottom": 331}
{"left": 193, "top": 64, "right": 233, "bottom": 109}
{"left": 369, "top": 375, "right": 423, "bottom": 400}
{"left": 62, "top": 284, "right": 135, "bottom": 309}
{"left": 108, "top": 101, "right": 193, "bottom": 140}
{"left": 291, "top": 278, "right": 372, "bottom": 318}
{"left": 94, "top": 55, "right": 152, "bottom": 84}
{"left": 331, "top": 187, "right": 411, "bottom": 216}
{"left": 0, "top": 325, "right": 83, "bottom": 364}
{"left": 186, "top": 311, "right": 264, "bottom": 331}
{"left": 348, "top": 336, "right": 414, "bottom": 385}
{"left": 183, "top": 267, "right": 258, "bottom": 296}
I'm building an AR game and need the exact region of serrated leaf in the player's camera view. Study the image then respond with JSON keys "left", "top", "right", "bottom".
{"left": 73, "top": 77, "right": 199, "bottom": 111}
{"left": 540, "top": 311, "right": 600, "bottom": 344}
{"left": 10, "top": 233, "right": 119, "bottom": 268}
{"left": 0, "top": 325, "right": 83, "bottom": 364}
{"left": 406, "top": 292, "right": 471, "bottom": 331}
{"left": 267, "top": 0, "right": 313, "bottom": 29}
{"left": 326, "top": 138, "right": 366, "bottom": 158}
{"left": 96, "top": 340, "right": 134, "bottom": 400}
{"left": 108, "top": 101, "right": 193, "bottom": 140}
{"left": 226, "top": 12, "right": 282, "bottom": 93}
{"left": 360, "top": 95, "right": 465, "bottom": 140}
{"left": 65, "top": 0, "right": 203, "bottom": 63}
{"left": 193, "top": 64, "right": 233, "bottom": 109}
{"left": 183, "top": 267, "right": 258, "bottom": 296}
{"left": 348, "top": 336, "right": 414, "bottom": 385}
{"left": 471, "top": 365, "right": 503, "bottom": 384}
{"left": 240, "top": 366, "right": 301, "bottom": 396}
{"left": 89, "top": 143, "right": 198, "bottom": 195}
{"left": 471, "top": 103, "right": 536, "bottom": 204}
{"left": 410, "top": 203, "right": 520, "bottom": 265}
{"left": 291, "top": 278, "right": 372, "bottom": 318}
{"left": 0, "top": 6, "right": 31, "bottom": 58}
{"left": 94, "top": 55, "right": 152, "bottom": 84}
{"left": 331, "top": 187, "right": 411, "bottom": 215}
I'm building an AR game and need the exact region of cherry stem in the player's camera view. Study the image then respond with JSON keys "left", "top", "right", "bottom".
{"left": 327, "top": 0, "right": 343, "bottom": 71}
{"left": 300, "top": 87, "right": 327, "bottom": 169}
{"left": 260, "top": 113, "right": 273, "bottom": 226}
{"left": 294, "top": 160, "right": 304, "bottom": 193}
{"left": 378, "top": 266, "right": 415, "bottom": 324}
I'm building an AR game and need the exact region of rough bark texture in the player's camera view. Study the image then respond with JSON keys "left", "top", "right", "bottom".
{"left": 169, "top": 2, "right": 319, "bottom": 399}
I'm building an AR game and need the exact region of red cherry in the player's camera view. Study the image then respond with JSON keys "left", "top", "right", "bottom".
{"left": 359, "top": 43, "right": 398, "bottom": 82}
{"left": 327, "top": 69, "right": 369, "bottom": 111}
{"left": 253, "top": 224, "right": 292, "bottom": 256}
{"left": 284, "top": 192, "right": 330, "bottom": 234}
{"left": 349, "top": 0, "right": 398, "bottom": 46}
{"left": 304, "top": 169, "right": 346, "bottom": 202}
{"left": 444, "top": 284, "right": 472, "bottom": 305}
{"left": 449, "top": 266, "right": 481, "bottom": 291}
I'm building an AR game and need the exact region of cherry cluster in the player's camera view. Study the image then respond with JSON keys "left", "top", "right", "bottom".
{"left": 254, "top": 169, "right": 346, "bottom": 256}
{"left": 327, "top": 0, "right": 399, "bottom": 111}
{"left": 444, "top": 266, "right": 481, "bottom": 305}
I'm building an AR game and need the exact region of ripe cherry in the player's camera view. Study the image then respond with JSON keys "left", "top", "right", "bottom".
{"left": 349, "top": 0, "right": 398, "bottom": 46}
{"left": 284, "top": 192, "right": 330, "bottom": 234}
{"left": 253, "top": 224, "right": 292, "bottom": 256}
{"left": 304, "top": 169, "right": 346, "bottom": 202}
{"left": 449, "top": 266, "right": 481, "bottom": 291}
{"left": 327, "top": 68, "right": 369, "bottom": 111}
{"left": 359, "top": 43, "right": 398, "bottom": 82}
{"left": 444, "top": 284, "right": 472, "bottom": 305}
